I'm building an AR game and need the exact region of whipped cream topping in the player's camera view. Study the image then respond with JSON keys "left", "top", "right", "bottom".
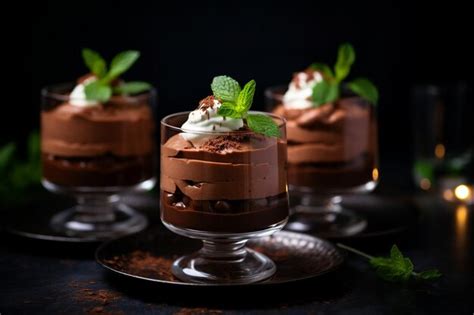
{"left": 282, "top": 70, "right": 323, "bottom": 109}
{"left": 181, "top": 96, "right": 244, "bottom": 144}
{"left": 69, "top": 77, "right": 100, "bottom": 107}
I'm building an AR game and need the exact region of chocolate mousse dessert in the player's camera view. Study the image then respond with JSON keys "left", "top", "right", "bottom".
{"left": 41, "top": 49, "right": 155, "bottom": 189}
{"left": 161, "top": 76, "right": 288, "bottom": 233}
{"left": 271, "top": 43, "right": 379, "bottom": 193}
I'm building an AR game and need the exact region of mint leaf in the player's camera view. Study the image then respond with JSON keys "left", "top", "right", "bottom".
{"left": 82, "top": 48, "right": 107, "bottom": 78}
{"left": 236, "top": 80, "right": 256, "bottom": 113}
{"left": 211, "top": 76, "right": 241, "bottom": 102}
{"left": 310, "top": 62, "right": 334, "bottom": 78}
{"left": 0, "top": 142, "right": 15, "bottom": 171}
{"left": 370, "top": 256, "right": 413, "bottom": 282}
{"left": 84, "top": 81, "right": 112, "bottom": 102}
{"left": 416, "top": 269, "right": 442, "bottom": 280}
{"left": 312, "top": 80, "right": 339, "bottom": 107}
{"left": 334, "top": 43, "right": 355, "bottom": 82}
{"left": 217, "top": 102, "right": 242, "bottom": 119}
{"left": 107, "top": 50, "right": 140, "bottom": 80}
{"left": 246, "top": 114, "right": 280, "bottom": 137}
{"left": 348, "top": 78, "right": 379, "bottom": 105}
{"left": 337, "top": 243, "right": 442, "bottom": 283}
{"left": 113, "top": 81, "right": 151, "bottom": 95}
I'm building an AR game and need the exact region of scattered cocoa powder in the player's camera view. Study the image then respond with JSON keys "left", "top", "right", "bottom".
{"left": 104, "top": 250, "right": 175, "bottom": 281}
{"left": 174, "top": 308, "right": 223, "bottom": 315}
{"left": 69, "top": 279, "right": 122, "bottom": 315}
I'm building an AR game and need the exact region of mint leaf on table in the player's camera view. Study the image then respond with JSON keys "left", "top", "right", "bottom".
{"left": 113, "top": 81, "right": 152, "bottom": 95}
{"left": 310, "top": 62, "right": 334, "bottom": 78}
{"left": 337, "top": 243, "right": 442, "bottom": 283}
{"left": 107, "top": 50, "right": 140, "bottom": 80}
{"left": 212, "top": 75, "right": 279, "bottom": 137}
{"left": 236, "top": 80, "right": 256, "bottom": 113}
{"left": 334, "top": 43, "right": 355, "bottom": 82}
{"left": 347, "top": 78, "right": 379, "bottom": 105}
{"left": 84, "top": 81, "right": 112, "bottom": 102}
{"left": 247, "top": 114, "right": 280, "bottom": 138}
{"left": 211, "top": 76, "right": 241, "bottom": 102}
{"left": 416, "top": 269, "right": 442, "bottom": 280}
{"left": 312, "top": 80, "right": 339, "bottom": 107}
{"left": 370, "top": 245, "right": 414, "bottom": 282}
{"left": 82, "top": 48, "right": 107, "bottom": 78}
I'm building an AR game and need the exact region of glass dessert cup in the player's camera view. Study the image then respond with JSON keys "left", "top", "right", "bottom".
{"left": 41, "top": 83, "right": 156, "bottom": 240}
{"left": 160, "top": 112, "right": 289, "bottom": 284}
{"left": 266, "top": 86, "right": 379, "bottom": 237}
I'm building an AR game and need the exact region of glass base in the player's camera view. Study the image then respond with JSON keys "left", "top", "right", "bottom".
{"left": 163, "top": 220, "right": 286, "bottom": 284}
{"left": 50, "top": 196, "right": 147, "bottom": 241}
{"left": 172, "top": 242, "right": 276, "bottom": 284}
{"left": 286, "top": 196, "right": 367, "bottom": 238}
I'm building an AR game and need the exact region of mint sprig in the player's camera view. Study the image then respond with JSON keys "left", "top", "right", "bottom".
{"left": 211, "top": 75, "right": 280, "bottom": 138}
{"left": 81, "top": 49, "right": 151, "bottom": 102}
{"left": 0, "top": 131, "right": 41, "bottom": 195}
{"left": 309, "top": 43, "right": 379, "bottom": 106}
{"left": 337, "top": 243, "right": 442, "bottom": 283}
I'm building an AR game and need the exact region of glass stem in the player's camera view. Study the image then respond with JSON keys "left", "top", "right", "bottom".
{"left": 199, "top": 239, "right": 248, "bottom": 262}
{"left": 74, "top": 194, "right": 119, "bottom": 223}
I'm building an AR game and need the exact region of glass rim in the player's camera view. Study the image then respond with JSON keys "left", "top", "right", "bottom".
{"left": 161, "top": 111, "right": 286, "bottom": 136}
{"left": 41, "top": 81, "right": 156, "bottom": 102}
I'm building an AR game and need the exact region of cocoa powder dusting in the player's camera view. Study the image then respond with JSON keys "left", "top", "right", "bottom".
{"left": 199, "top": 95, "right": 217, "bottom": 110}
{"left": 69, "top": 280, "right": 122, "bottom": 315}
{"left": 174, "top": 308, "right": 223, "bottom": 315}
{"left": 201, "top": 136, "right": 245, "bottom": 153}
{"left": 103, "top": 250, "right": 175, "bottom": 281}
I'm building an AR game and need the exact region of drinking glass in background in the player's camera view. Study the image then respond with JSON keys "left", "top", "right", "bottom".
{"left": 412, "top": 82, "right": 473, "bottom": 204}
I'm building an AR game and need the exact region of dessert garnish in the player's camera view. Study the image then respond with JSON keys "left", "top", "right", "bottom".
{"left": 79, "top": 48, "right": 151, "bottom": 103}
{"left": 338, "top": 243, "right": 442, "bottom": 283}
{"left": 310, "top": 43, "right": 378, "bottom": 106}
{"left": 0, "top": 131, "right": 40, "bottom": 196}
{"left": 211, "top": 75, "right": 280, "bottom": 137}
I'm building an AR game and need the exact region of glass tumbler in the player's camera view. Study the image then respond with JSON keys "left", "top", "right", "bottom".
{"left": 160, "top": 112, "right": 289, "bottom": 284}
{"left": 41, "top": 83, "right": 156, "bottom": 240}
{"left": 266, "top": 86, "right": 379, "bottom": 237}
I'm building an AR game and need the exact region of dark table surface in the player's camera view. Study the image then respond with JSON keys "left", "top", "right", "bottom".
{"left": 1, "top": 187, "right": 473, "bottom": 315}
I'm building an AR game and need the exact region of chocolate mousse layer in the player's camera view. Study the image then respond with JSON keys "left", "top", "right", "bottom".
{"left": 274, "top": 97, "right": 377, "bottom": 192}
{"left": 161, "top": 134, "right": 288, "bottom": 233}
{"left": 41, "top": 97, "right": 155, "bottom": 188}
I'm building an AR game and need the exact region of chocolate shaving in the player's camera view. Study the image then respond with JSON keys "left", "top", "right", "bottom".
{"left": 198, "top": 95, "right": 217, "bottom": 111}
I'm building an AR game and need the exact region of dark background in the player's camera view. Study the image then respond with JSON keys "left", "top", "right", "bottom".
{"left": 4, "top": 0, "right": 473, "bottom": 178}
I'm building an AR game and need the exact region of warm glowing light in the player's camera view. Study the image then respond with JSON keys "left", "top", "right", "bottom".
{"left": 372, "top": 168, "right": 379, "bottom": 181}
{"left": 456, "top": 205, "right": 468, "bottom": 224}
{"left": 443, "top": 189, "right": 454, "bottom": 201}
{"left": 420, "top": 178, "right": 431, "bottom": 190}
{"left": 435, "top": 143, "right": 445, "bottom": 159}
{"left": 454, "top": 185, "right": 472, "bottom": 201}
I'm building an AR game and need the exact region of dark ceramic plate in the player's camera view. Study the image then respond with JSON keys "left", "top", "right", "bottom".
{"left": 286, "top": 194, "right": 417, "bottom": 240}
{"left": 3, "top": 191, "right": 157, "bottom": 243}
{"left": 95, "top": 229, "right": 344, "bottom": 287}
